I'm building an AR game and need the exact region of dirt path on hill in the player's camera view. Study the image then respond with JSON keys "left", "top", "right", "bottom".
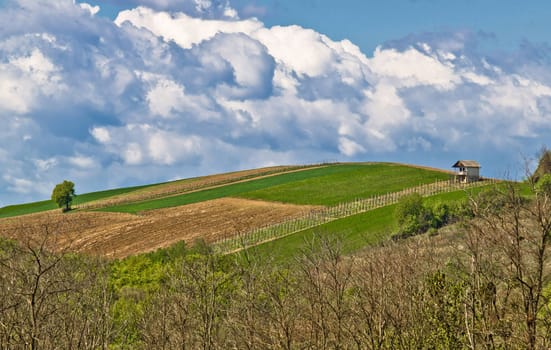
{"left": 0, "top": 198, "right": 319, "bottom": 259}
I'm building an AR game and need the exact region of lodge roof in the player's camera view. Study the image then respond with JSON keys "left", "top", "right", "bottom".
{"left": 452, "top": 160, "right": 481, "bottom": 168}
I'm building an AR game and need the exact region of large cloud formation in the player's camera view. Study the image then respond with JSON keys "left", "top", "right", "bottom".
{"left": 1, "top": 0, "right": 551, "bottom": 205}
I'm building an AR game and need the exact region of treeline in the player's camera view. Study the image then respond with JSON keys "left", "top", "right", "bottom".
{"left": 1, "top": 182, "right": 550, "bottom": 349}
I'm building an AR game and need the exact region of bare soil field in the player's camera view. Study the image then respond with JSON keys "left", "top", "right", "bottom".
{"left": 0, "top": 198, "right": 318, "bottom": 259}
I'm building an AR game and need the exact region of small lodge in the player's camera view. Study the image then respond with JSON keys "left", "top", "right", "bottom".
{"left": 452, "top": 160, "right": 481, "bottom": 183}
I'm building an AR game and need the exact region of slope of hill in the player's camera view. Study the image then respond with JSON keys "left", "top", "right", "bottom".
{"left": 0, "top": 162, "right": 483, "bottom": 258}
{"left": 0, "top": 184, "right": 152, "bottom": 219}
{"left": 99, "top": 163, "right": 450, "bottom": 213}
{"left": 0, "top": 165, "right": 309, "bottom": 218}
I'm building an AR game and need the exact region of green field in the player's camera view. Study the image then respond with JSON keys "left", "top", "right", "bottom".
{"left": 0, "top": 200, "right": 59, "bottom": 219}
{"left": 0, "top": 166, "right": 308, "bottom": 219}
{"left": 101, "top": 163, "right": 450, "bottom": 214}
{"left": 239, "top": 163, "right": 449, "bottom": 205}
{"left": 238, "top": 187, "right": 490, "bottom": 263}
{"left": 0, "top": 184, "right": 152, "bottom": 219}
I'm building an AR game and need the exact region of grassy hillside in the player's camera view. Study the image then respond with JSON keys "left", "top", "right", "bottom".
{"left": 0, "top": 165, "right": 306, "bottom": 219}
{"left": 0, "top": 162, "right": 495, "bottom": 263}
{"left": 0, "top": 184, "right": 151, "bottom": 219}
{"left": 238, "top": 188, "right": 483, "bottom": 263}
{"left": 1, "top": 163, "right": 451, "bottom": 218}
{"left": 0, "top": 200, "right": 58, "bottom": 219}
{"left": 101, "top": 163, "right": 450, "bottom": 213}
{"left": 239, "top": 163, "right": 449, "bottom": 205}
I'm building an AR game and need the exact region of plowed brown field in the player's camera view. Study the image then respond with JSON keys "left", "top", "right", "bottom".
{"left": 0, "top": 198, "right": 318, "bottom": 259}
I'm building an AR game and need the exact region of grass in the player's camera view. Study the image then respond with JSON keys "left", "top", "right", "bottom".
{"left": 101, "top": 163, "right": 450, "bottom": 214}
{"left": 237, "top": 187, "right": 495, "bottom": 264}
{"left": 0, "top": 165, "right": 309, "bottom": 219}
{"left": 0, "top": 200, "right": 59, "bottom": 219}
{"left": 99, "top": 164, "right": 359, "bottom": 213}
{"left": 238, "top": 205, "right": 397, "bottom": 264}
{"left": 238, "top": 163, "right": 450, "bottom": 205}
{"left": 0, "top": 184, "right": 152, "bottom": 219}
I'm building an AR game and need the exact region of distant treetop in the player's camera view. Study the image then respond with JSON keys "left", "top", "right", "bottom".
{"left": 51, "top": 180, "right": 76, "bottom": 212}
{"left": 533, "top": 147, "right": 551, "bottom": 183}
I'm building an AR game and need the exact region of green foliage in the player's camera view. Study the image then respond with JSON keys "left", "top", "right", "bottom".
{"left": 395, "top": 193, "right": 431, "bottom": 237}
{"left": 190, "top": 238, "right": 213, "bottom": 255}
{"left": 144, "top": 240, "right": 189, "bottom": 265}
{"left": 430, "top": 202, "right": 450, "bottom": 228}
{"left": 109, "top": 242, "right": 189, "bottom": 293}
{"left": 51, "top": 180, "right": 75, "bottom": 212}
{"left": 473, "top": 187, "right": 507, "bottom": 214}
{"left": 446, "top": 199, "right": 473, "bottom": 221}
{"left": 400, "top": 214, "right": 426, "bottom": 236}
{"left": 394, "top": 192, "right": 474, "bottom": 239}
{"left": 395, "top": 193, "right": 424, "bottom": 226}
{"left": 535, "top": 174, "right": 551, "bottom": 195}
{"left": 111, "top": 289, "right": 146, "bottom": 346}
{"left": 107, "top": 242, "right": 191, "bottom": 348}
{"left": 110, "top": 257, "right": 166, "bottom": 294}
{"left": 423, "top": 271, "right": 466, "bottom": 348}
{"left": 0, "top": 237, "right": 19, "bottom": 257}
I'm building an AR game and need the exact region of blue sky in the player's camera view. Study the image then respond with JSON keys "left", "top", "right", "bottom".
{"left": 0, "top": 0, "right": 550, "bottom": 206}
{"left": 91, "top": 0, "right": 551, "bottom": 54}
{"left": 235, "top": 0, "right": 550, "bottom": 53}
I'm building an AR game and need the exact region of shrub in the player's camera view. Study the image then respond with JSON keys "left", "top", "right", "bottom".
{"left": 395, "top": 196, "right": 462, "bottom": 238}
{"left": 430, "top": 202, "right": 450, "bottom": 229}
{"left": 535, "top": 174, "right": 551, "bottom": 196}
{"left": 395, "top": 193, "right": 432, "bottom": 236}
{"left": 395, "top": 193, "right": 424, "bottom": 226}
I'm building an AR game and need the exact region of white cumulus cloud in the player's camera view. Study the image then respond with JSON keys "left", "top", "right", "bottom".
{"left": 368, "top": 46, "right": 460, "bottom": 90}
{"left": 115, "top": 7, "right": 262, "bottom": 49}
{"left": 0, "top": 0, "right": 550, "bottom": 205}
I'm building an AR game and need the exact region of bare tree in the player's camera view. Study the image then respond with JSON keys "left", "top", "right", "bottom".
{"left": 0, "top": 218, "right": 115, "bottom": 349}
{"left": 227, "top": 249, "right": 303, "bottom": 350}
{"left": 460, "top": 181, "right": 551, "bottom": 349}
{"left": 297, "top": 233, "right": 355, "bottom": 350}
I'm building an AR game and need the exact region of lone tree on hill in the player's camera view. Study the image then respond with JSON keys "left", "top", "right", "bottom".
{"left": 51, "top": 180, "right": 75, "bottom": 212}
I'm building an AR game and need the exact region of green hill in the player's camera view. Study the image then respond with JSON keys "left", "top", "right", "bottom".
{"left": 0, "top": 162, "right": 478, "bottom": 260}
{"left": 0, "top": 161, "right": 488, "bottom": 261}
{"left": 0, "top": 184, "right": 152, "bottom": 219}
{"left": 99, "top": 163, "right": 450, "bottom": 213}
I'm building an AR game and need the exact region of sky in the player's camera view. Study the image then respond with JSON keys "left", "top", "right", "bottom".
{"left": 0, "top": 0, "right": 550, "bottom": 206}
